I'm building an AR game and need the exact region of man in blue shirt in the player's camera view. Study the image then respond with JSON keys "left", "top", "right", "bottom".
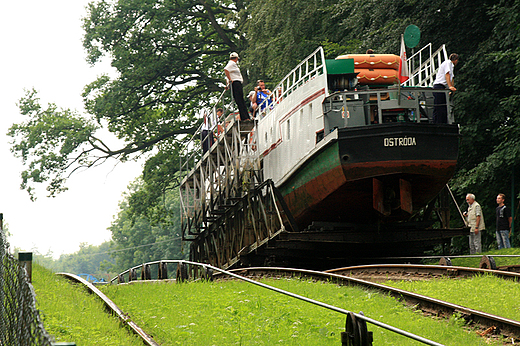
{"left": 252, "top": 80, "right": 273, "bottom": 116}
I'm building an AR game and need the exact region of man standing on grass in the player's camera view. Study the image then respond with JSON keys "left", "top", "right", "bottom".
{"left": 463, "top": 193, "right": 485, "bottom": 254}
{"left": 496, "top": 193, "right": 512, "bottom": 249}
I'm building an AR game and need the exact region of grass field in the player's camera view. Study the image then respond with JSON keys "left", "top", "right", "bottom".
{"left": 100, "top": 278, "right": 503, "bottom": 345}
{"left": 33, "top": 264, "right": 143, "bottom": 345}
{"left": 33, "top": 261, "right": 519, "bottom": 345}
{"left": 438, "top": 247, "right": 520, "bottom": 268}
{"left": 385, "top": 274, "right": 520, "bottom": 324}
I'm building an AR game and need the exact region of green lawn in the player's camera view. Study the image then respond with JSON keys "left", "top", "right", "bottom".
{"left": 101, "top": 278, "right": 501, "bottom": 345}
{"left": 33, "top": 264, "right": 143, "bottom": 346}
{"left": 34, "top": 261, "right": 517, "bottom": 345}
{"left": 385, "top": 274, "right": 520, "bottom": 323}
{"left": 441, "top": 247, "right": 520, "bottom": 268}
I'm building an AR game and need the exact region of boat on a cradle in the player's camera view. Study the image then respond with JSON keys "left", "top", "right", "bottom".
{"left": 256, "top": 47, "right": 459, "bottom": 228}
{"left": 180, "top": 44, "right": 467, "bottom": 269}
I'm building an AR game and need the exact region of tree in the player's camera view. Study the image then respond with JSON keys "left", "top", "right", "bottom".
{"left": 108, "top": 179, "right": 187, "bottom": 271}
{"left": 9, "top": 0, "right": 250, "bottom": 200}
{"left": 244, "top": 0, "right": 520, "bottom": 249}
{"left": 9, "top": 0, "right": 520, "bottom": 251}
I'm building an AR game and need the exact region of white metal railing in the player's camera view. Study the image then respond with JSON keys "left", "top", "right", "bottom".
{"left": 256, "top": 47, "right": 326, "bottom": 119}
{"left": 404, "top": 44, "right": 448, "bottom": 87}
{"left": 178, "top": 88, "right": 258, "bottom": 223}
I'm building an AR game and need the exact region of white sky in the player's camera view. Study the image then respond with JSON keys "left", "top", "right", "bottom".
{"left": 0, "top": 1, "right": 143, "bottom": 258}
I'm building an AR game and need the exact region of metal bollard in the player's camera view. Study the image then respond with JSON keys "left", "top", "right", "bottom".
{"left": 158, "top": 261, "right": 168, "bottom": 280}
{"left": 18, "top": 252, "right": 33, "bottom": 283}
{"left": 202, "top": 266, "right": 214, "bottom": 281}
{"left": 341, "top": 312, "right": 373, "bottom": 346}
{"left": 479, "top": 255, "right": 497, "bottom": 270}
{"left": 438, "top": 256, "right": 452, "bottom": 266}
{"left": 129, "top": 268, "right": 138, "bottom": 281}
{"left": 176, "top": 262, "right": 189, "bottom": 282}
{"left": 141, "top": 264, "right": 151, "bottom": 280}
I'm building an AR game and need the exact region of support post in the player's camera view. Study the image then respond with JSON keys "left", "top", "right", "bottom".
{"left": 18, "top": 252, "right": 33, "bottom": 283}
{"left": 511, "top": 165, "right": 516, "bottom": 247}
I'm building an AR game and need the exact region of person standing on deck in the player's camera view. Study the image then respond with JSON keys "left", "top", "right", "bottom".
{"left": 463, "top": 193, "right": 485, "bottom": 254}
{"left": 252, "top": 80, "right": 273, "bottom": 115}
{"left": 224, "top": 52, "right": 250, "bottom": 121}
{"left": 496, "top": 193, "right": 512, "bottom": 249}
{"left": 201, "top": 108, "right": 215, "bottom": 153}
{"left": 433, "top": 53, "right": 459, "bottom": 124}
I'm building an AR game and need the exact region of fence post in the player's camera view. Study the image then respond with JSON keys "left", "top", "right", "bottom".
{"left": 18, "top": 252, "right": 33, "bottom": 283}
{"left": 0, "top": 213, "right": 4, "bottom": 341}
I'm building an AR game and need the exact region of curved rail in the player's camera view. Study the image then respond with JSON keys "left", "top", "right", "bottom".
{"left": 326, "top": 263, "right": 520, "bottom": 281}
{"left": 223, "top": 266, "right": 520, "bottom": 340}
{"left": 57, "top": 273, "right": 160, "bottom": 346}
{"left": 110, "top": 260, "right": 520, "bottom": 341}
{"left": 112, "top": 260, "right": 444, "bottom": 345}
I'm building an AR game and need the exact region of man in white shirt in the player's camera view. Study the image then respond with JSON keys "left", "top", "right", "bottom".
{"left": 463, "top": 193, "right": 485, "bottom": 254}
{"left": 433, "top": 53, "right": 459, "bottom": 124}
{"left": 224, "top": 52, "right": 250, "bottom": 121}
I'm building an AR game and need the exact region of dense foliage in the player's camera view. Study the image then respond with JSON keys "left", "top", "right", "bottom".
{"left": 107, "top": 180, "right": 187, "bottom": 271}
{"left": 8, "top": 0, "right": 520, "bottom": 257}
{"left": 32, "top": 180, "right": 187, "bottom": 275}
{"left": 32, "top": 242, "right": 115, "bottom": 280}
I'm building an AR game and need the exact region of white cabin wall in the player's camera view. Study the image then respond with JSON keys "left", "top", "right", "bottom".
{"left": 257, "top": 74, "right": 328, "bottom": 185}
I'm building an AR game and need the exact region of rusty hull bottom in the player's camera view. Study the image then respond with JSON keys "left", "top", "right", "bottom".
{"left": 282, "top": 159, "right": 456, "bottom": 228}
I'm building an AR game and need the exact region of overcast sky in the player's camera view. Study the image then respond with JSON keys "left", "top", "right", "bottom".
{"left": 0, "top": 1, "right": 143, "bottom": 258}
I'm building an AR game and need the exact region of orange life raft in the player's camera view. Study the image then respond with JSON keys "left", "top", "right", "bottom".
{"left": 356, "top": 68, "right": 399, "bottom": 85}
{"left": 336, "top": 54, "right": 400, "bottom": 69}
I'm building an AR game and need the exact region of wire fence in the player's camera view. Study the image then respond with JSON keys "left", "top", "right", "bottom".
{"left": 0, "top": 214, "right": 53, "bottom": 346}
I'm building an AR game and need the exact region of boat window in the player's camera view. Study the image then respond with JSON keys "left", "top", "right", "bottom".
{"left": 287, "top": 119, "right": 291, "bottom": 140}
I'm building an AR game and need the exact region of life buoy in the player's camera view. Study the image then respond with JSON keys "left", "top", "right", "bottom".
{"left": 336, "top": 54, "right": 400, "bottom": 70}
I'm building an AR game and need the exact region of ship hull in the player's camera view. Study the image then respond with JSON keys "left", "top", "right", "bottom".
{"left": 279, "top": 123, "right": 459, "bottom": 228}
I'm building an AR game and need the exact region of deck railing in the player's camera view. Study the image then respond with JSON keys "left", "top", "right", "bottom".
{"left": 404, "top": 43, "right": 448, "bottom": 87}
{"left": 256, "top": 47, "right": 326, "bottom": 118}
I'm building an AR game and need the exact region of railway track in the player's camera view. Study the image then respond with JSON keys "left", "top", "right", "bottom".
{"left": 326, "top": 263, "right": 520, "bottom": 282}
{"left": 57, "top": 272, "right": 160, "bottom": 346}
{"left": 218, "top": 265, "right": 520, "bottom": 341}
{"left": 59, "top": 261, "right": 520, "bottom": 345}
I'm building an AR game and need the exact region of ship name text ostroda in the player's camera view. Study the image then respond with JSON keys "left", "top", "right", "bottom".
{"left": 384, "top": 137, "right": 417, "bottom": 147}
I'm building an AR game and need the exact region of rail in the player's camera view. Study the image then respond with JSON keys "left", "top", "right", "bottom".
{"left": 232, "top": 266, "right": 520, "bottom": 341}
{"left": 57, "top": 272, "right": 159, "bottom": 346}
{"left": 111, "top": 259, "right": 446, "bottom": 345}
{"left": 110, "top": 260, "right": 520, "bottom": 342}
